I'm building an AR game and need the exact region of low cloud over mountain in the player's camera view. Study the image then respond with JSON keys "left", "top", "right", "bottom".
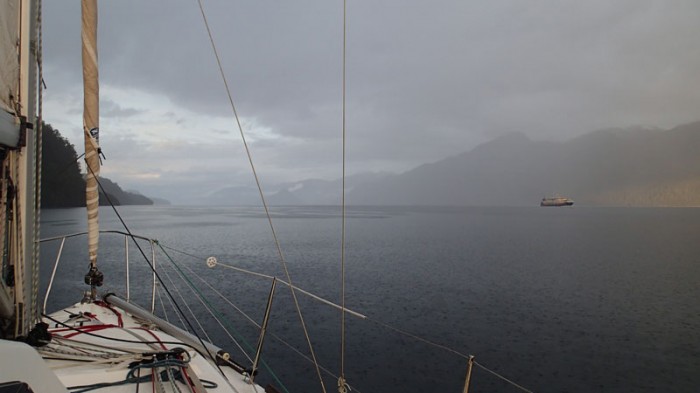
{"left": 239, "top": 121, "right": 700, "bottom": 207}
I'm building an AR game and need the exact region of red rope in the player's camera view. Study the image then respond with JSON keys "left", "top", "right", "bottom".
{"left": 94, "top": 300, "right": 124, "bottom": 327}
{"left": 180, "top": 366, "right": 197, "bottom": 393}
{"left": 61, "top": 324, "right": 118, "bottom": 339}
{"left": 138, "top": 327, "right": 167, "bottom": 350}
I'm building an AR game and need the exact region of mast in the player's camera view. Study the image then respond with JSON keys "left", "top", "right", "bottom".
{"left": 81, "top": 0, "right": 102, "bottom": 298}
{"left": 0, "top": 0, "right": 40, "bottom": 338}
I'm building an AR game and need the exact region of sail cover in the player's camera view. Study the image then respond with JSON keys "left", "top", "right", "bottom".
{"left": 82, "top": 0, "right": 100, "bottom": 267}
{"left": 0, "top": 0, "right": 19, "bottom": 115}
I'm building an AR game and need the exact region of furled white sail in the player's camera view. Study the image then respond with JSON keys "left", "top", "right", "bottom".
{"left": 82, "top": 0, "right": 100, "bottom": 268}
{"left": 0, "top": 0, "right": 21, "bottom": 148}
{"left": 0, "top": 0, "right": 19, "bottom": 114}
{"left": 0, "top": 0, "right": 40, "bottom": 335}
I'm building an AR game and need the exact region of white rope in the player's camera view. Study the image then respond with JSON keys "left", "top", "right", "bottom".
{"left": 14, "top": 148, "right": 25, "bottom": 335}
{"left": 39, "top": 337, "right": 144, "bottom": 369}
{"left": 50, "top": 339, "right": 125, "bottom": 355}
{"left": 41, "top": 343, "right": 122, "bottom": 359}
{"left": 51, "top": 336, "right": 141, "bottom": 354}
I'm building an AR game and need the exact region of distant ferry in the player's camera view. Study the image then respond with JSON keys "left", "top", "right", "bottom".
{"left": 540, "top": 197, "right": 574, "bottom": 207}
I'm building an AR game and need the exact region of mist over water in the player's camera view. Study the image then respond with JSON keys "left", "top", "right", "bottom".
{"left": 40, "top": 206, "right": 700, "bottom": 392}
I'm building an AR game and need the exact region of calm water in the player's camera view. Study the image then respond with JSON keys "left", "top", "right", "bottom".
{"left": 39, "top": 206, "right": 700, "bottom": 393}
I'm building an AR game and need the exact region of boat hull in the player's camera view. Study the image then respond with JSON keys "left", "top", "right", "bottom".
{"left": 540, "top": 198, "right": 574, "bottom": 207}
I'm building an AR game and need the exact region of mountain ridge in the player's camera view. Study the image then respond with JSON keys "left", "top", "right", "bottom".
{"left": 250, "top": 120, "right": 700, "bottom": 207}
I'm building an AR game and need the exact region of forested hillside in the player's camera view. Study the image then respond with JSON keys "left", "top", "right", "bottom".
{"left": 41, "top": 123, "right": 152, "bottom": 208}
{"left": 41, "top": 123, "right": 87, "bottom": 208}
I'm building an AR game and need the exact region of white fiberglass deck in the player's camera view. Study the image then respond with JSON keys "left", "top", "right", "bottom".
{"left": 40, "top": 301, "right": 265, "bottom": 393}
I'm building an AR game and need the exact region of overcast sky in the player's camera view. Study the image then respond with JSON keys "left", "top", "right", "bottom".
{"left": 42, "top": 0, "right": 700, "bottom": 204}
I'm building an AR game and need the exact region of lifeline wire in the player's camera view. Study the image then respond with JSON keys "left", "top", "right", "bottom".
{"left": 159, "top": 239, "right": 538, "bottom": 392}
{"left": 474, "top": 361, "right": 535, "bottom": 393}
{"left": 194, "top": 1, "right": 327, "bottom": 392}
{"left": 84, "top": 166, "right": 228, "bottom": 383}
{"left": 161, "top": 245, "right": 362, "bottom": 393}
{"left": 158, "top": 262, "right": 207, "bottom": 340}
{"left": 157, "top": 244, "right": 289, "bottom": 393}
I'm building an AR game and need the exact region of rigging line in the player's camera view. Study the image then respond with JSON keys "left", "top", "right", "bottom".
{"left": 169, "top": 261, "right": 255, "bottom": 367}
{"left": 209, "top": 259, "right": 367, "bottom": 319}
{"left": 473, "top": 361, "right": 535, "bottom": 393}
{"left": 275, "top": 280, "right": 366, "bottom": 319}
{"left": 56, "top": 152, "right": 85, "bottom": 178}
{"left": 157, "top": 267, "right": 185, "bottom": 330}
{"left": 194, "top": 2, "right": 327, "bottom": 392}
{"left": 158, "top": 248, "right": 534, "bottom": 393}
{"left": 158, "top": 244, "right": 209, "bottom": 260}
{"left": 162, "top": 245, "right": 369, "bottom": 321}
{"left": 158, "top": 262, "right": 207, "bottom": 340}
{"left": 180, "top": 256, "right": 364, "bottom": 346}
{"left": 159, "top": 246, "right": 254, "bottom": 363}
{"left": 340, "top": 0, "right": 348, "bottom": 386}
{"left": 159, "top": 244, "right": 367, "bottom": 318}
{"left": 173, "top": 259, "right": 262, "bottom": 329}
{"left": 91, "top": 233, "right": 534, "bottom": 393}
{"left": 84, "top": 165, "right": 228, "bottom": 382}
{"left": 216, "top": 262, "right": 276, "bottom": 281}
{"left": 174, "top": 254, "right": 363, "bottom": 393}
{"left": 159, "top": 244, "right": 276, "bottom": 281}
{"left": 155, "top": 281, "right": 171, "bottom": 324}
{"left": 157, "top": 245, "right": 290, "bottom": 393}
{"left": 365, "top": 316, "right": 472, "bottom": 360}
{"left": 32, "top": 0, "right": 44, "bottom": 326}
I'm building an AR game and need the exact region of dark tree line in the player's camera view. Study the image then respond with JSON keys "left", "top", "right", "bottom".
{"left": 40, "top": 123, "right": 152, "bottom": 208}
{"left": 41, "top": 122, "right": 86, "bottom": 208}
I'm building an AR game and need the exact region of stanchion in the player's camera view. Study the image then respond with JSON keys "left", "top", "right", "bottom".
{"left": 462, "top": 355, "right": 475, "bottom": 393}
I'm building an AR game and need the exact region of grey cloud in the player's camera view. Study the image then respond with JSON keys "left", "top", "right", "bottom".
{"left": 101, "top": 99, "right": 143, "bottom": 118}
{"left": 43, "top": 0, "right": 700, "bottom": 202}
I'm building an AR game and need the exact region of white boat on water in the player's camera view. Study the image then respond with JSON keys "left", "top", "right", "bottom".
{"left": 540, "top": 197, "right": 574, "bottom": 207}
{"left": 0, "top": 1, "right": 534, "bottom": 392}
